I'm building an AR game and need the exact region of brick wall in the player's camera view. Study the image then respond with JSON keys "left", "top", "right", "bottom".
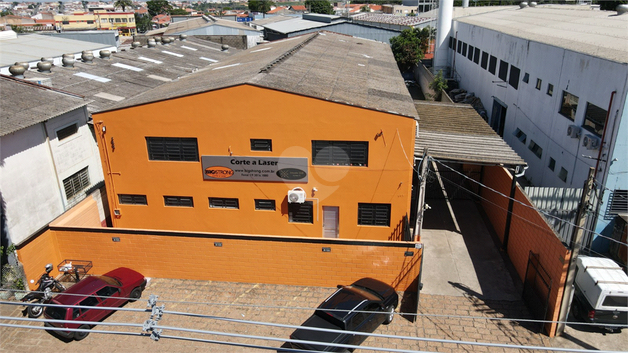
{"left": 18, "top": 227, "right": 421, "bottom": 294}
{"left": 480, "top": 166, "right": 570, "bottom": 337}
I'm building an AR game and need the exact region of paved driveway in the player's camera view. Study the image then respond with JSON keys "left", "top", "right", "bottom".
{"left": 1, "top": 278, "right": 549, "bottom": 353}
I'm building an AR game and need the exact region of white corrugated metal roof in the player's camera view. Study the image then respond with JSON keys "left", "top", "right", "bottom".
{"left": 263, "top": 17, "right": 346, "bottom": 34}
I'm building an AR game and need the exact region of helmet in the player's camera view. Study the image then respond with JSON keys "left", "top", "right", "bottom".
{"left": 45, "top": 263, "right": 53, "bottom": 273}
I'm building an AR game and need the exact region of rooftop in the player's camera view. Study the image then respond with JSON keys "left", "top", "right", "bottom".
{"left": 414, "top": 101, "right": 526, "bottom": 166}
{"left": 0, "top": 75, "right": 91, "bottom": 136}
{"left": 104, "top": 32, "right": 418, "bottom": 119}
{"left": 351, "top": 13, "right": 432, "bottom": 27}
{"left": 3, "top": 36, "right": 237, "bottom": 114}
{"left": 262, "top": 15, "right": 346, "bottom": 34}
{"left": 456, "top": 5, "right": 628, "bottom": 64}
{"left": 147, "top": 15, "right": 260, "bottom": 36}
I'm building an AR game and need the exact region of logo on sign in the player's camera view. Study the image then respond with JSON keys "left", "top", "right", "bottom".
{"left": 205, "top": 166, "right": 234, "bottom": 178}
{"left": 276, "top": 168, "right": 307, "bottom": 180}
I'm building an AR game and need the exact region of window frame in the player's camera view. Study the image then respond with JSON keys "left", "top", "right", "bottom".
{"left": 498, "top": 60, "right": 509, "bottom": 82}
{"left": 488, "top": 55, "right": 497, "bottom": 75}
{"left": 528, "top": 140, "right": 543, "bottom": 159}
{"left": 608, "top": 190, "right": 627, "bottom": 216}
{"left": 467, "top": 45, "right": 474, "bottom": 60}
{"left": 522, "top": 73, "right": 529, "bottom": 84}
{"left": 250, "top": 138, "right": 272, "bottom": 151}
{"left": 312, "top": 140, "right": 368, "bottom": 167}
{"left": 63, "top": 167, "right": 90, "bottom": 199}
{"left": 208, "top": 197, "right": 239, "bottom": 209}
{"left": 473, "top": 47, "right": 480, "bottom": 64}
{"left": 582, "top": 102, "right": 607, "bottom": 136}
{"left": 558, "top": 167, "right": 568, "bottom": 183}
{"left": 508, "top": 65, "right": 520, "bottom": 89}
{"left": 480, "top": 51, "right": 489, "bottom": 70}
{"left": 357, "top": 203, "right": 391, "bottom": 227}
{"left": 56, "top": 123, "right": 79, "bottom": 141}
{"left": 547, "top": 84, "right": 554, "bottom": 96}
{"left": 255, "top": 199, "right": 276, "bottom": 211}
{"left": 146, "top": 137, "right": 199, "bottom": 162}
{"left": 118, "top": 194, "right": 148, "bottom": 205}
{"left": 548, "top": 157, "right": 556, "bottom": 171}
{"left": 164, "top": 196, "right": 194, "bottom": 207}
{"left": 535, "top": 78, "right": 542, "bottom": 90}
{"left": 559, "top": 91, "right": 579, "bottom": 121}
{"left": 288, "top": 201, "right": 314, "bottom": 224}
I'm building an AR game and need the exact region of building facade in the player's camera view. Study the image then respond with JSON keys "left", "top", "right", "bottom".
{"left": 54, "top": 11, "right": 136, "bottom": 36}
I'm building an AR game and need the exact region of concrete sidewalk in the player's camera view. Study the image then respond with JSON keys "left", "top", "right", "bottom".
{"left": 0, "top": 278, "right": 549, "bottom": 353}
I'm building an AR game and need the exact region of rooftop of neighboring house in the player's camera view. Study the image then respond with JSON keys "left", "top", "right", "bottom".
{"left": 1, "top": 35, "right": 237, "bottom": 114}
{"left": 351, "top": 13, "right": 432, "bottom": 26}
{"left": 251, "top": 15, "right": 295, "bottom": 27}
{"left": 262, "top": 14, "right": 346, "bottom": 34}
{"left": 102, "top": 32, "right": 418, "bottom": 119}
{"left": 454, "top": 5, "right": 628, "bottom": 64}
{"left": 147, "top": 15, "right": 260, "bottom": 36}
{"left": 290, "top": 5, "right": 306, "bottom": 11}
{"left": 0, "top": 75, "right": 91, "bottom": 136}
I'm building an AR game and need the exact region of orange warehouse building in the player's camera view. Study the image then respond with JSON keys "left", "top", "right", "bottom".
{"left": 93, "top": 32, "right": 419, "bottom": 241}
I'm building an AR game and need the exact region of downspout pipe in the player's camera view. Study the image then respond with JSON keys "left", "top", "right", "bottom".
{"left": 502, "top": 168, "right": 518, "bottom": 251}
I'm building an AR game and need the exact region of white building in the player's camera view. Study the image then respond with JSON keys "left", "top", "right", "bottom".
{"left": 0, "top": 76, "right": 105, "bottom": 246}
{"left": 434, "top": 4, "right": 628, "bottom": 253}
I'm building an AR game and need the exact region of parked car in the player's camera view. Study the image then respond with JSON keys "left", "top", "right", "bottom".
{"left": 44, "top": 267, "right": 146, "bottom": 340}
{"left": 570, "top": 256, "right": 628, "bottom": 332}
{"left": 289, "top": 278, "right": 398, "bottom": 352}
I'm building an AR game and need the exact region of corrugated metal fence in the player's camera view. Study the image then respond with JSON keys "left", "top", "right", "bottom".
{"left": 524, "top": 187, "right": 597, "bottom": 246}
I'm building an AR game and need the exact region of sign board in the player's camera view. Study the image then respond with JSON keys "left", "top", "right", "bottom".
{"left": 202, "top": 156, "right": 308, "bottom": 182}
{"left": 236, "top": 17, "right": 253, "bottom": 22}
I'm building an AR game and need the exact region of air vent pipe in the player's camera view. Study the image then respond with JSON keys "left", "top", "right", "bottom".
{"left": 9, "top": 65, "right": 26, "bottom": 78}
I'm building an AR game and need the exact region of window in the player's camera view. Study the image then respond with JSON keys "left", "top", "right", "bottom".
{"left": 535, "top": 78, "right": 542, "bottom": 90}
{"left": 118, "top": 194, "right": 147, "bottom": 205}
{"left": 547, "top": 84, "right": 554, "bottom": 96}
{"left": 57, "top": 123, "right": 78, "bottom": 141}
{"left": 448, "top": 37, "right": 453, "bottom": 49}
{"left": 255, "top": 199, "right": 276, "bottom": 211}
{"left": 312, "top": 141, "right": 368, "bottom": 166}
{"left": 467, "top": 45, "right": 474, "bottom": 60}
{"left": 522, "top": 73, "right": 529, "bottom": 84}
{"left": 548, "top": 157, "right": 556, "bottom": 171}
{"left": 602, "top": 296, "right": 628, "bottom": 307}
{"left": 462, "top": 42, "right": 467, "bottom": 57}
{"left": 558, "top": 167, "right": 568, "bottom": 182}
{"left": 457, "top": 40, "right": 462, "bottom": 54}
{"left": 63, "top": 167, "right": 90, "bottom": 199}
{"left": 488, "top": 55, "right": 497, "bottom": 75}
{"left": 109, "top": 18, "right": 114, "bottom": 22}
{"left": 164, "top": 196, "right": 194, "bottom": 207}
{"left": 583, "top": 102, "right": 607, "bottom": 136}
{"left": 62, "top": 20, "right": 69, "bottom": 24}
{"left": 122, "top": 18, "right": 127, "bottom": 22}
{"left": 528, "top": 140, "right": 543, "bottom": 159}
{"left": 115, "top": 18, "right": 121, "bottom": 22}
{"left": 146, "top": 137, "right": 198, "bottom": 161}
{"left": 481, "top": 51, "right": 488, "bottom": 69}
{"left": 609, "top": 190, "right": 627, "bottom": 215}
{"left": 209, "top": 197, "right": 239, "bottom": 209}
{"left": 289, "top": 201, "right": 313, "bottom": 223}
{"left": 559, "top": 91, "right": 579, "bottom": 121}
{"left": 513, "top": 128, "right": 527, "bottom": 144}
{"left": 473, "top": 47, "right": 480, "bottom": 64}
{"left": 87, "top": 20, "right": 94, "bottom": 24}
{"left": 96, "top": 286, "right": 118, "bottom": 297}
{"left": 498, "top": 60, "right": 509, "bottom": 82}
{"left": 78, "top": 296, "right": 100, "bottom": 313}
{"left": 250, "top": 139, "right": 272, "bottom": 151}
{"left": 358, "top": 203, "right": 391, "bottom": 227}
{"left": 508, "top": 65, "right": 520, "bottom": 89}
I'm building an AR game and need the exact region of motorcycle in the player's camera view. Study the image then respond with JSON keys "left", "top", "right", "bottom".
{"left": 21, "top": 264, "right": 66, "bottom": 318}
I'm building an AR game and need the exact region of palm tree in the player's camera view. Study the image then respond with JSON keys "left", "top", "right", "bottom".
{"left": 114, "top": 0, "right": 133, "bottom": 12}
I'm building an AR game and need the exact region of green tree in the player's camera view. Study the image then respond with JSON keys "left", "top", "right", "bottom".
{"left": 147, "top": 0, "right": 173, "bottom": 17}
{"left": 170, "top": 8, "right": 188, "bottom": 15}
{"left": 1, "top": 9, "right": 13, "bottom": 16}
{"left": 114, "top": 0, "right": 133, "bottom": 12}
{"left": 305, "top": 0, "right": 333, "bottom": 14}
{"left": 429, "top": 70, "right": 448, "bottom": 100}
{"left": 134, "top": 13, "right": 152, "bottom": 32}
{"left": 360, "top": 5, "right": 370, "bottom": 12}
{"left": 58, "top": 1, "right": 64, "bottom": 13}
{"left": 248, "top": 0, "right": 273, "bottom": 13}
{"left": 390, "top": 27, "right": 431, "bottom": 72}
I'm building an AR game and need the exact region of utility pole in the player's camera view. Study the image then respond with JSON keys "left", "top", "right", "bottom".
{"left": 556, "top": 167, "right": 595, "bottom": 335}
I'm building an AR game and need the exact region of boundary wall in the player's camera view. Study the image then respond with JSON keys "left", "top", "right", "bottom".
{"left": 480, "top": 165, "right": 570, "bottom": 337}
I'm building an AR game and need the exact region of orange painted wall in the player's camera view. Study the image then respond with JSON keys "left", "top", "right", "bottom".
{"left": 16, "top": 229, "right": 62, "bottom": 290}
{"left": 480, "top": 166, "right": 570, "bottom": 336}
{"left": 18, "top": 226, "right": 421, "bottom": 292}
{"left": 94, "top": 84, "right": 416, "bottom": 241}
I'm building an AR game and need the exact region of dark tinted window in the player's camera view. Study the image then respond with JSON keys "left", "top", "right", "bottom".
{"left": 467, "top": 45, "right": 474, "bottom": 60}
{"left": 481, "top": 51, "right": 488, "bottom": 69}
{"left": 45, "top": 306, "right": 66, "bottom": 320}
{"left": 96, "top": 286, "right": 118, "bottom": 297}
{"left": 462, "top": 42, "right": 467, "bottom": 57}
{"left": 583, "top": 102, "right": 607, "bottom": 136}
{"left": 559, "top": 91, "right": 579, "bottom": 121}
{"left": 602, "top": 295, "right": 628, "bottom": 307}
{"left": 498, "top": 60, "right": 509, "bottom": 82}
{"left": 312, "top": 141, "right": 368, "bottom": 166}
{"left": 457, "top": 40, "right": 462, "bottom": 54}
{"left": 209, "top": 197, "right": 239, "bottom": 209}
{"left": 473, "top": 47, "right": 480, "bottom": 64}
{"left": 57, "top": 123, "right": 78, "bottom": 141}
{"left": 509, "top": 65, "right": 520, "bottom": 89}
{"left": 358, "top": 203, "right": 391, "bottom": 227}
{"left": 488, "top": 55, "right": 497, "bottom": 75}
{"left": 164, "top": 196, "right": 194, "bottom": 207}
{"left": 118, "top": 194, "right": 147, "bottom": 205}
{"left": 78, "top": 296, "right": 100, "bottom": 314}
{"left": 146, "top": 137, "right": 198, "bottom": 161}
{"left": 289, "top": 201, "right": 313, "bottom": 223}
{"left": 255, "top": 199, "right": 276, "bottom": 211}
{"left": 250, "top": 139, "right": 272, "bottom": 151}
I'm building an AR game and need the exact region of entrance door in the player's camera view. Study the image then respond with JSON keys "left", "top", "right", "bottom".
{"left": 491, "top": 99, "right": 507, "bottom": 137}
{"left": 323, "top": 206, "right": 339, "bottom": 238}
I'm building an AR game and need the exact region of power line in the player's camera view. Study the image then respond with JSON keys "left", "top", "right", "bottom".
{"left": 430, "top": 157, "right": 628, "bottom": 248}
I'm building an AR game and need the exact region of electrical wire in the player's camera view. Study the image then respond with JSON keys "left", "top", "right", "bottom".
{"left": 429, "top": 157, "right": 628, "bottom": 248}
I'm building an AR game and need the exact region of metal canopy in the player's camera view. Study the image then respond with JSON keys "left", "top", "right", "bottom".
{"left": 414, "top": 101, "right": 526, "bottom": 167}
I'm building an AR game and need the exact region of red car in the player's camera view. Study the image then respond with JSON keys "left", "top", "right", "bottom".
{"left": 44, "top": 267, "right": 146, "bottom": 340}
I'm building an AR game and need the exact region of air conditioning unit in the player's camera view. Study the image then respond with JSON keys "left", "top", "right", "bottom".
{"left": 287, "top": 187, "right": 306, "bottom": 203}
{"left": 583, "top": 134, "right": 600, "bottom": 150}
{"left": 567, "top": 125, "right": 581, "bottom": 138}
